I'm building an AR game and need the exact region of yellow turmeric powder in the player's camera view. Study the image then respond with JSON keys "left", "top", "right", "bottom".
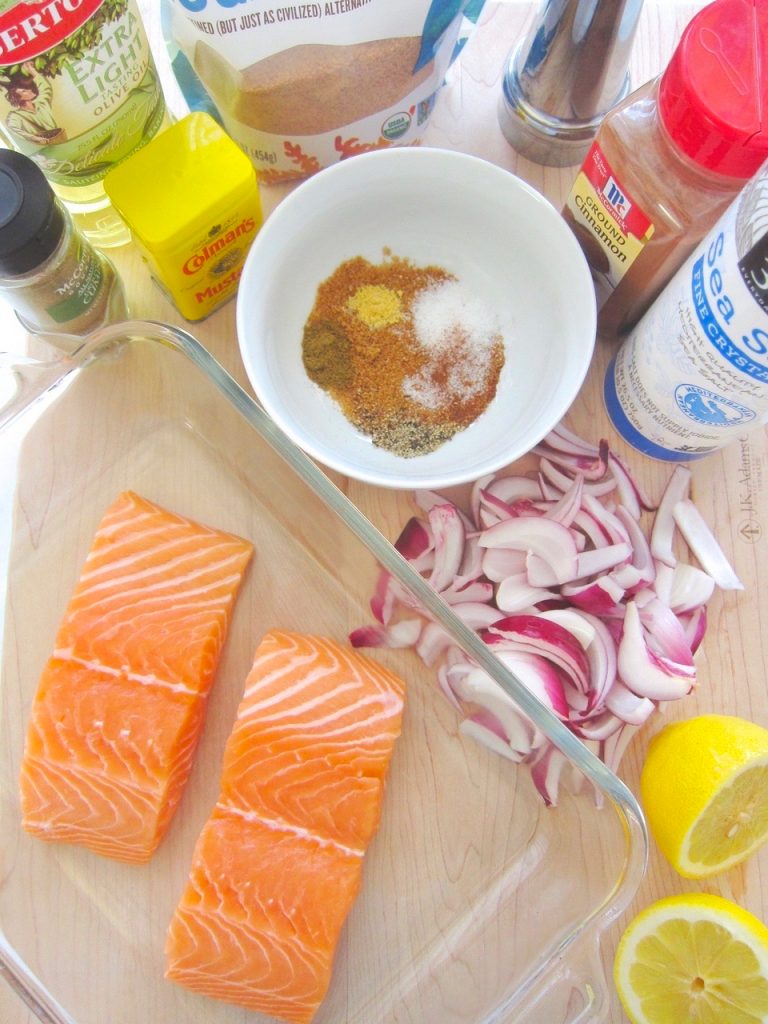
{"left": 347, "top": 284, "right": 402, "bottom": 328}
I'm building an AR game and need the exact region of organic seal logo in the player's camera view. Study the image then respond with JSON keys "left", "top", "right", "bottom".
{"left": 381, "top": 111, "right": 411, "bottom": 141}
{"left": 674, "top": 384, "right": 755, "bottom": 427}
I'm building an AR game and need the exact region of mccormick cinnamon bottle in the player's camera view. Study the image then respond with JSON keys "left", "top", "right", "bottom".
{"left": 562, "top": 0, "right": 768, "bottom": 340}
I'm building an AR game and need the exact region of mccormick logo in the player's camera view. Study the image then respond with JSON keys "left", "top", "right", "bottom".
{"left": 0, "top": 0, "right": 102, "bottom": 63}
{"left": 602, "top": 176, "right": 632, "bottom": 220}
{"left": 183, "top": 217, "right": 256, "bottom": 276}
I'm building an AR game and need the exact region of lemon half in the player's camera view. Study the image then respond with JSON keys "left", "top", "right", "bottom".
{"left": 614, "top": 893, "right": 768, "bottom": 1024}
{"left": 640, "top": 715, "right": 768, "bottom": 878}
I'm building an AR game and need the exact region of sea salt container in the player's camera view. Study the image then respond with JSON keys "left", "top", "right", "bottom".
{"left": 104, "top": 113, "right": 263, "bottom": 321}
{"left": 605, "top": 161, "right": 768, "bottom": 460}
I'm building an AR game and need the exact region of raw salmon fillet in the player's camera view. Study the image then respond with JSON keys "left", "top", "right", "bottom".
{"left": 165, "top": 629, "right": 406, "bottom": 1023}
{"left": 19, "top": 491, "right": 253, "bottom": 863}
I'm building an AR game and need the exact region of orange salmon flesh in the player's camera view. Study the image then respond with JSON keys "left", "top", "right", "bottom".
{"left": 19, "top": 490, "right": 253, "bottom": 862}
{"left": 165, "top": 629, "right": 406, "bottom": 1023}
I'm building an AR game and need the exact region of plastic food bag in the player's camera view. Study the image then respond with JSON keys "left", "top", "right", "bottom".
{"left": 162, "top": 0, "right": 486, "bottom": 183}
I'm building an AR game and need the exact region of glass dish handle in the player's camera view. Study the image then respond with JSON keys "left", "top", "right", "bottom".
{"left": 505, "top": 933, "right": 615, "bottom": 1024}
{"left": 0, "top": 350, "right": 71, "bottom": 436}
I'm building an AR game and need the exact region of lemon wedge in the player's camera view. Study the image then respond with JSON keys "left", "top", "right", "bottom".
{"left": 640, "top": 715, "right": 768, "bottom": 878}
{"left": 614, "top": 893, "right": 768, "bottom": 1024}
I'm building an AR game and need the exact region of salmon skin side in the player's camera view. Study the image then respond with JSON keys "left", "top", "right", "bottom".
{"left": 19, "top": 490, "right": 253, "bottom": 863}
{"left": 165, "top": 629, "right": 406, "bottom": 1024}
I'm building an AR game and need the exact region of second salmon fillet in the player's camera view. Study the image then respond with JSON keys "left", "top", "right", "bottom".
{"left": 165, "top": 629, "right": 406, "bottom": 1024}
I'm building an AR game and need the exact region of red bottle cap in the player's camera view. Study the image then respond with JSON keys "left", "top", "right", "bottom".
{"left": 659, "top": 0, "right": 768, "bottom": 180}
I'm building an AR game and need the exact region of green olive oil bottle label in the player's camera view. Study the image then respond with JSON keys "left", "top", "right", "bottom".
{"left": 0, "top": 0, "right": 166, "bottom": 189}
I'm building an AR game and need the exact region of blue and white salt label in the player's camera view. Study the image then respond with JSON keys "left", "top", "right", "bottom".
{"left": 605, "top": 165, "right": 768, "bottom": 461}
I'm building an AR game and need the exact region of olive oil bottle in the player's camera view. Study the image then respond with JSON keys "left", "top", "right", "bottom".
{"left": 0, "top": 0, "right": 168, "bottom": 247}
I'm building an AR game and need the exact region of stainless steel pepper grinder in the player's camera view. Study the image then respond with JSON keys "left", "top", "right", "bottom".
{"left": 498, "top": 0, "right": 644, "bottom": 167}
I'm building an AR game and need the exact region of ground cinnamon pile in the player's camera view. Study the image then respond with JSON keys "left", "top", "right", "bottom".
{"left": 302, "top": 252, "right": 505, "bottom": 457}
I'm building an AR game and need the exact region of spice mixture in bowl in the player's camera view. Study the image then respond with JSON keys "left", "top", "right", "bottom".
{"left": 237, "top": 147, "right": 597, "bottom": 489}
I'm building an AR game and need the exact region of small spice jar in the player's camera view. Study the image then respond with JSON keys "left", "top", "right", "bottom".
{"left": 104, "top": 112, "right": 263, "bottom": 322}
{"left": 0, "top": 150, "right": 127, "bottom": 341}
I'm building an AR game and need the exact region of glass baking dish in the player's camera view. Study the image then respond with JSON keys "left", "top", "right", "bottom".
{"left": 0, "top": 322, "right": 646, "bottom": 1024}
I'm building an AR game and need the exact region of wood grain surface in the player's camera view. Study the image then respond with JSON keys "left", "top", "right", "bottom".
{"left": 6, "top": 3, "right": 767, "bottom": 1023}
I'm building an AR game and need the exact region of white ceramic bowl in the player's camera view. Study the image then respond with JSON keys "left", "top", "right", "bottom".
{"left": 236, "top": 147, "right": 596, "bottom": 489}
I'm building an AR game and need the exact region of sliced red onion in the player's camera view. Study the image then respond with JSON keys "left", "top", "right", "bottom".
{"left": 608, "top": 451, "right": 656, "bottom": 516}
{"left": 351, "top": 422, "right": 740, "bottom": 803}
{"left": 482, "top": 546, "right": 529, "bottom": 583}
{"left": 532, "top": 446, "right": 608, "bottom": 482}
{"left": 485, "top": 615, "right": 591, "bottom": 694}
{"left": 370, "top": 569, "right": 395, "bottom": 625}
{"left": 441, "top": 578, "right": 494, "bottom": 605}
{"left": 496, "top": 573, "right": 555, "bottom": 614}
{"left": 418, "top": 622, "right": 455, "bottom": 667}
{"left": 538, "top": 608, "right": 596, "bottom": 650}
{"left": 608, "top": 562, "right": 650, "bottom": 593}
{"left": 672, "top": 499, "right": 743, "bottom": 591}
{"left": 572, "top": 507, "right": 613, "bottom": 549}
{"left": 679, "top": 604, "right": 708, "bottom": 654}
{"left": 540, "top": 457, "right": 617, "bottom": 497}
{"left": 605, "top": 681, "right": 656, "bottom": 726}
{"left": 529, "top": 744, "right": 568, "bottom": 806}
{"left": 538, "top": 472, "right": 560, "bottom": 500}
{"left": 650, "top": 465, "right": 691, "bottom": 567}
{"left": 451, "top": 601, "right": 507, "bottom": 630}
{"left": 600, "top": 723, "right": 640, "bottom": 777}
{"left": 485, "top": 474, "right": 544, "bottom": 505}
{"left": 451, "top": 665, "right": 537, "bottom": 756}
{"left": 637, "top": 596, "right": 695, "bottom": 666}
{"left": 428, "top": 503, "right": 466, "bottom": 592}
{"left": 459, "top": 718, "right": 528, "bottom": 763}
{"left": 349, "top": 617, "right": 422, "bottom": 649}
{"left": 581, "top": 492, "right": 630, "bottom": 545}
{"left": 469, "top": 473, "right": 495, "bottom": 528}
{"left": 545, "top": 474, "right": 584, "bottom": 526}
{"left": 615, "top": 505, "right": 655, "bottom": 586}
{"left": 458, "top": 534, "right": 484, "bottom": 582}
{"left": 542, "top": 423, "right": 600, "bottom": 458}
{"left": 493, "top": 650, "right": 570, "bottom": 718}
{"left": 395, "top": 516, "right": 433, "bottom": 561}
{"left": 652, "top": 562, "right": 675, "bottom": 606}
{"left": 667, "top": 563, "right": 715, "bottom": 613}
{"left": 479, "top": 515, "right": 579, "bottom": 585}
{"left": 617, "top": 601, "right": 695, "bottom": 700}
{"left": 561, "top": 575, "right": 625, "bottom": 615}
{"left": 527, "top": 542, "right": 632, "bottom": 588}
{"left": 572, "top": 709, "right": 623, "bottom": 741}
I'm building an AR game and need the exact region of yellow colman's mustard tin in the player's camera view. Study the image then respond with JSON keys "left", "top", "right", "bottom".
{"left": 104, "top": 112, "right": 263, "bottom": 321}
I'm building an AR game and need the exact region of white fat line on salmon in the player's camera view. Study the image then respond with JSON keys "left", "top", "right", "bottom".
{"left": 241, "top": 708, "right": 405, "bottom": 749}
{"left": 24, "top": 753, "right": 159, "bottom": 819}
{"left": 242, "top": 652, "right": 397, "bottom": 704}
{"left": 83, "top": 522, "right": 232, "bottom": 576}
{"left": 77, "top": 540, "right": 246, "bottom": 593}
{"left": 76, "top": 594, "right": 232, "bottom": 644}
{"left": 68, "top": 577, "right": 241, "bottom": 627}
{"left": 215, "top": 802, "right": 365, "bottom": 859}
{"left": 85, "top": 517, "right": 187, "bottom": 558}
{"left": 241, "top": 672, "right": 361, "bottom": 716}
{"left": 241, "top": 685, "right": 403, "bottom": 728}
{"left": 53, "top": 649, "right": 202, "bottom": 698}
